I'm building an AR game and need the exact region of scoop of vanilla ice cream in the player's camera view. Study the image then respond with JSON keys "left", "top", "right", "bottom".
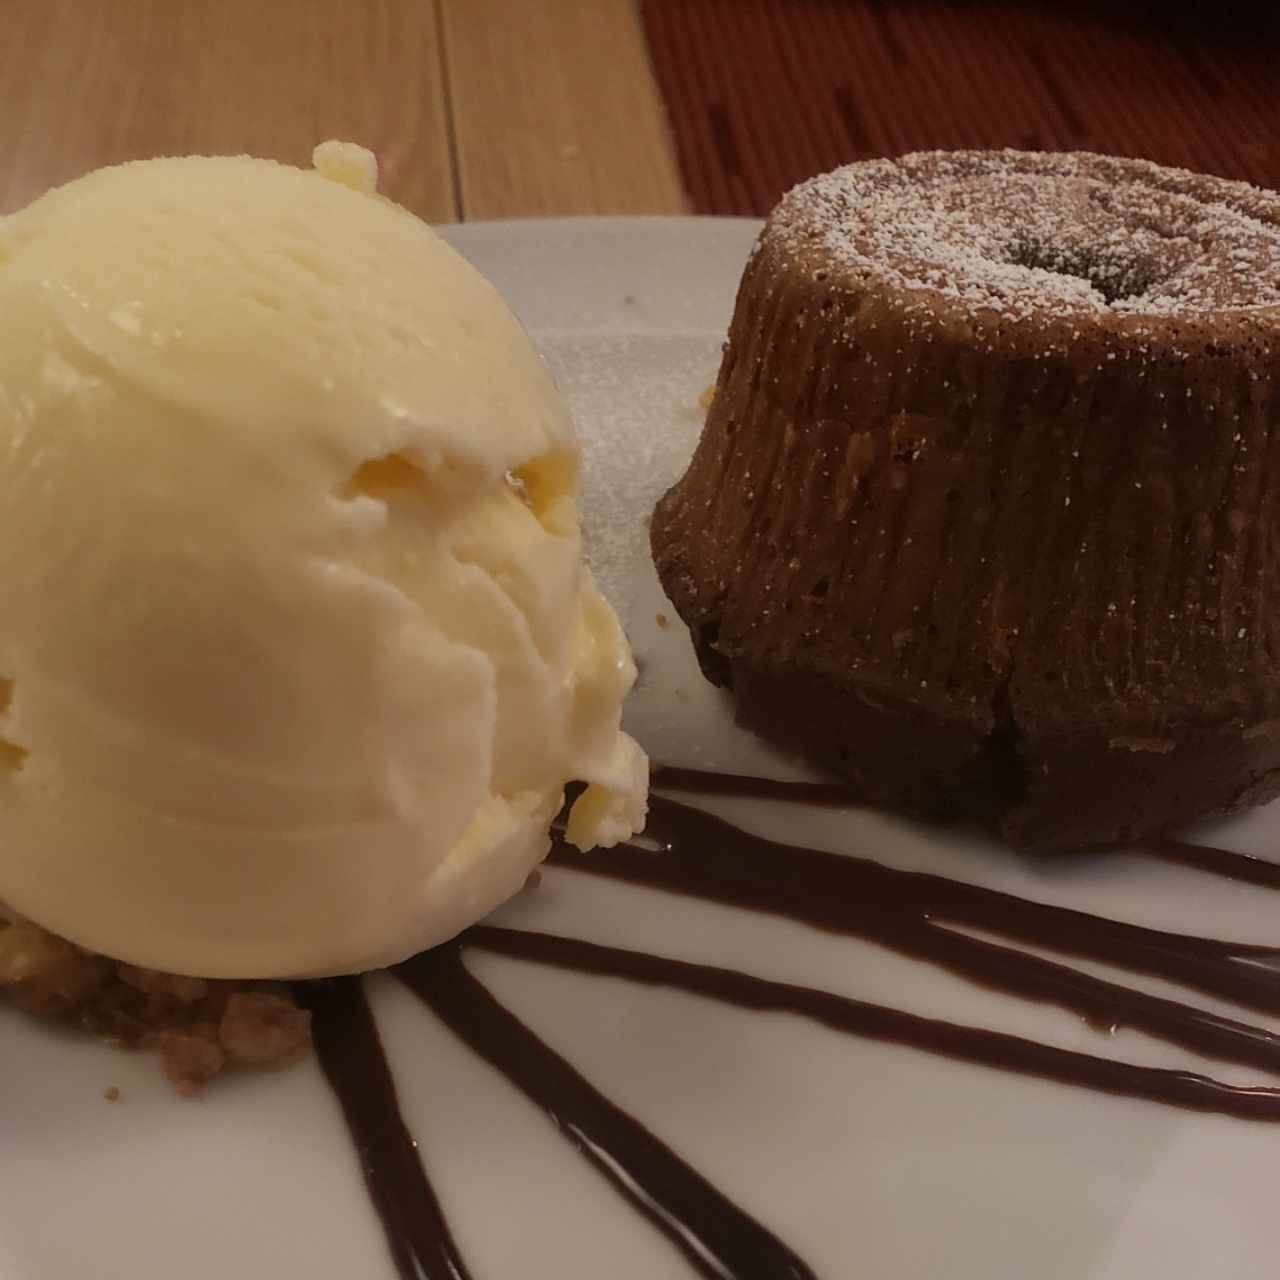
{"left": 0, "top": 143, "right": 647, "bottom": 978}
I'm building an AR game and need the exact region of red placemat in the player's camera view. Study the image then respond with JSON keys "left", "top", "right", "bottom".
{"left": 641, "top": 0, "right": 1280, "bottom": 215}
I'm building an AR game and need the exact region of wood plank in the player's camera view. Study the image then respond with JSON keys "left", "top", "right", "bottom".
{"left": 0, "top": 0, "right": 457, "bottom": 222}
{"left": 441, "top": 0, "right": 686, "bottom": 219}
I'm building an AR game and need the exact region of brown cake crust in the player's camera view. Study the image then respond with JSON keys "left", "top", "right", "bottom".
{"left": 652, "top": 150, "right": 1280, "bottom": 849}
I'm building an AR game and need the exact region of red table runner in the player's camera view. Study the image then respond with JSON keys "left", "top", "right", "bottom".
{"left": 641, "top": 0, "right": 1280, "bottom": 215}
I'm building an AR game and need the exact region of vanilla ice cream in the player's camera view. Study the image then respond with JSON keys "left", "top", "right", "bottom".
{"left": 0, "top": 143, "right": 647, "bottom": 977}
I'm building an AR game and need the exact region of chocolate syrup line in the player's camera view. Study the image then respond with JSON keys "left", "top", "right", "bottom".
{"left": 394, "top": 944, "right": 816, "bottom": 1280}
{"left": 467, "top": 926, "right": 1280, "bottom": 1122}
{"left": 551, "top": 796, "right": 1280, "bottom": 1019}
{"left": 298, "top": 977, "right": 472, "bottom": 1280}
{"left": 652, "top": 763, "right": 1280, "bottom": 891}
{"left": 1132, "top": 837, "right": 1280, "bottom": 890}
{"left": 889, "top": 913, "right": 1280, "bottom": 1072}
{"left": 651, "top": 765, "right": 862, "bottom": 808}
{"left": 552, "top": 794, "right": 1280, "bottom": 1053}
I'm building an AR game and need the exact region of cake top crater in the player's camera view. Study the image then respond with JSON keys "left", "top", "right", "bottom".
{"left": 773, "top": 150, "right": 1280, "bottom": 322}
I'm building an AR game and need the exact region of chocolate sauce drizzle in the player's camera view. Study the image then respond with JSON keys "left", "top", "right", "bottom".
{"left": 1132, "top": 836, "right": 1280, "bottom": 890}
{"left": 655, "top": 757, "right": 1280, "bottom": 890}
{"left": 652, "top": 762, "right": 1280, "bottom": 889}
{"left": 650, "top": 764, "right": 862, "bottom": 808}
{"left": 468, "top": 924, "right": 1280, "bottom": 1121}
{"left": 397, "top": 944, "right": 814, "bottom": 1280}
{"left": 300, "top": 977, "right": 473, "bottom": 1280}
{"left": 547, "top": 793, "right": 1280, "bottom": 1116}
{"left": 307, "top": 765, "right": 1280, "bottom": 1280}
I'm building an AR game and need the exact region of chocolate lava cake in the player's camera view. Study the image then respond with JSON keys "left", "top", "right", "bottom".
{"left": 651, "top": 151, "right": 1280, "bottom": 849}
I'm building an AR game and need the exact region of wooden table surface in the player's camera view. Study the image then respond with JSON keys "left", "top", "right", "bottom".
{"left": 0, "top": 0, "right": 687, "bottom": 222}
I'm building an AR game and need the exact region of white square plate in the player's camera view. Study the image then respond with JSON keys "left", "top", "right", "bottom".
{"left": 2, "top": 218, "right": 1274, "bottom": 1279}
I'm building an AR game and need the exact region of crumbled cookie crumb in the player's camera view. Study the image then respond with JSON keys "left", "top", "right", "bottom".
{"left": 1, "top": 910, "right": 311, "bottom": 1093}
{"left": 0, "top": 922, "right": 112, "bottom": 1017}
{"left": 219, "top": 990, "right": 311, "bottom": 1067}
{"left": 161, "top": 1027, "right": 228, "bottom": 1095}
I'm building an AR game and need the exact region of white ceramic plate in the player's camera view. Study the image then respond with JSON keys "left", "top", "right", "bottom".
{"left": 2, "top": 218, "right": 1275, "bottom": 1280}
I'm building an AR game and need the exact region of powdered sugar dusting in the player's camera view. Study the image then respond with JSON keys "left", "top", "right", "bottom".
{"left": 773, "top": 150, "right": 1280, "bottom": 320}
{"left": 540, "top": 332, "right": 719, "bottom": 611}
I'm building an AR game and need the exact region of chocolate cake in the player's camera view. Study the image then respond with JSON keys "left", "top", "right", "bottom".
{"left": 651, "top": 151, "right": 1280, "bottom": 849}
